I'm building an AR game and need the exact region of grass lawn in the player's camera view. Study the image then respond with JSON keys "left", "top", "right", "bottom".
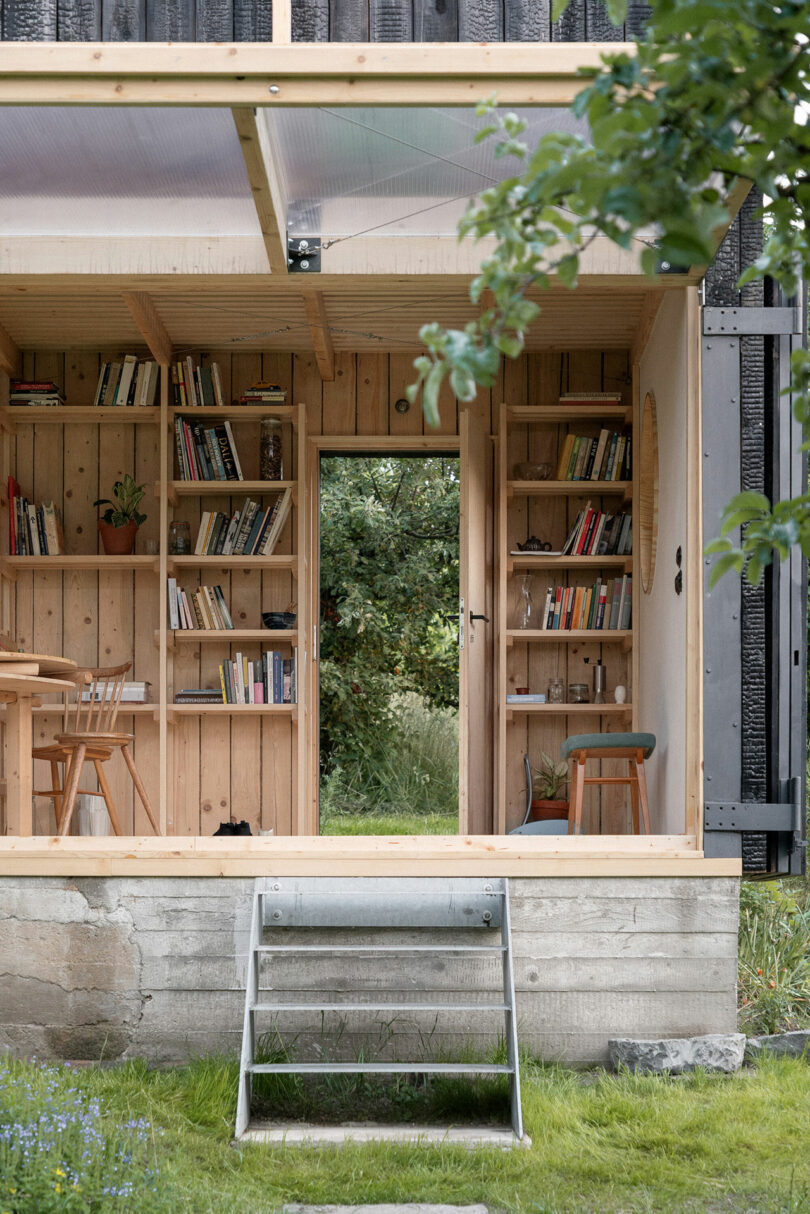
{"left": 321, "top": 811, "right": 458, "bottom": 835}
{"left": 4, "top": 1054, "right": 810, "bottom": 1213}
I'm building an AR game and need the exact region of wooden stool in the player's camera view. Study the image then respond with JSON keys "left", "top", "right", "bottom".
{"left": 562, "top": 732, "right": 656, "bottom": 835}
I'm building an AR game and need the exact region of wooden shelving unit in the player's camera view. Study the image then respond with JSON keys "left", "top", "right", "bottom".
{"left": 496, "top": 399, "right": 636, "bottom": 832}
{"left": 0, "top": 373, "right": 309, "bottom": 836}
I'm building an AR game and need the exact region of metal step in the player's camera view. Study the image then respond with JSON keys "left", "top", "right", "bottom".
{"left": 235, "top": 877, "right": 524, "bottom": 1144}
{"left": 255, "top": 944, "right": 506, "bottom": 954}
{"left": 250, "top": 1001, "right": 509, "bottom": 1013}
{"left": 247, "top": 1061, "right": 512, "bottom": 1075}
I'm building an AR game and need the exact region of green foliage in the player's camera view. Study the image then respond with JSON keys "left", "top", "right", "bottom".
{"left": 320, "top": 692, "right": 459, "bottom": 824}
{"left": 411, "top": 0, "right": 810, "bottom": 581}
{"left": 738, "top": 880, "right": 810, "bottom": 1036}
{"left": 93, "top": 473, "right": 147, "bottom": 528}
{"left": 8, "top": 1053, "right": 810, "bottom": 1212}
{"left": 532, "top": 750, "right": 570, "bottom": 800}
{"left": 319, "top": 457, "right": 459, "bottom": 787}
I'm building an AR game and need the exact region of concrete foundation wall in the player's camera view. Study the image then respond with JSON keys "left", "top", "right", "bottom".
{"left": 0, "top": 876, "right": 739, "bottom": 1065}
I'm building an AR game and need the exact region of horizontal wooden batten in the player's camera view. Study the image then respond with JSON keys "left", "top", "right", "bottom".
{"left": 3, "top": 555, "right": 157, "bottom": 571}
{"left": 507, "top": 555, "right": 633, "bottom": 573}
{"left": 161, "top": 629, "right": 297, "bottom": 646}
{"left": 167, "top": 555, "right": 297, "bottom": 572}
{"left": 508, "top": 480, "right": 631, "bottom": 498}
{"left": 167, "top": 703, "right": 297, "bottom": 718}
{"left": 507, "top": 406, "right": 633, "bottom": 425}
{"left": 163, "top": 479, "right": 295, "bottom": 503}
{"left": 24, "top": 703, "right": 157, "bottom": 717}
{"left": 169, "top": 405, "right": 295, "bottom": 423}
{"left": 0, "top": 406, "right": 159, "bottom": 430}
{"left": 0, "top": 835, "right": 740, "bottom": 879}
{"left": 507, "top": 630, "right": 632, "bottom": 646}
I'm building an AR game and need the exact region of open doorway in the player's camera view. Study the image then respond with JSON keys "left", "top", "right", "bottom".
{"left": 318, "top": 455, "right": 460, "bottom": 836}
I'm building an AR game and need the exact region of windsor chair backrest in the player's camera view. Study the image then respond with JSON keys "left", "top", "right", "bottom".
{"left": 63, "top": 661, "right": 131, "bottom": 735}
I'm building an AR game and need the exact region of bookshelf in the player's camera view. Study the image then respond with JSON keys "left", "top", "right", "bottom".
{"left": 0, "top": 365, "right": 308, "bottom": 836}
{"left": 495, "top": 399, "right": 636, "bottom": 832}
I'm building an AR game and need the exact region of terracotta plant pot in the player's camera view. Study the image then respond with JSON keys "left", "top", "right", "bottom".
{"left": 529, "top": 798, "right": 569, "bottom": 822}
{"left": 98, "top": 519, "right": 138, "bottom": 555}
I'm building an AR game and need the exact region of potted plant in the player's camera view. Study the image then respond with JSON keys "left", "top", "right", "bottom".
{"left": 94, "top": 475, "right": 147, "bottom": 555}
{"left": 530, "top": 751, "right": 570, "bottom": 821}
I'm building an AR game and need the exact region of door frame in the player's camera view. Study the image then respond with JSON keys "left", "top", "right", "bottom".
{"left": 306, "top": 434, "right": 474, "bottom": 835}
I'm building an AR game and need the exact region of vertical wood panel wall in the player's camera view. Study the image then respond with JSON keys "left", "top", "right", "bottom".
{"left": 2, "top": 346, "right": 628, "bottom": 836}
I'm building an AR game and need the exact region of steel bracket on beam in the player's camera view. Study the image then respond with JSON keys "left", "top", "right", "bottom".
{"left": 702, "top": 306, "right": 800, "bottom": 336}
{"left": 287, "top": 235, "right": 321, "bottom": 273}
{"left": 704, "top": 801, "right": 798, "bottom": 832}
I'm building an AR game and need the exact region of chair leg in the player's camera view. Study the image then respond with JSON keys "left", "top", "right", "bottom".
{"left": 635, "top": 750, "right": 652, "bottom": 834}
{"left": 626, "top": 757, "right": 641, "bottom": 835}
{"left": 121, "top": 744, "right": 161, "bottom": 835}
{"left": 569, "top": 753, "right": 586, "bottom": 835}
{"left": 93, "top": 759, "right": 123, "bottom": 837}
{"left": 49, "top": 759, "right": 64, "bottom": 832}
{"left": 58, "top": 744, "right": 86, "bottom": 837}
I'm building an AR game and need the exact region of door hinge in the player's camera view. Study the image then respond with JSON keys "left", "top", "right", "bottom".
{"left": 704, "top": 802, "right": 798, "bottom": 832}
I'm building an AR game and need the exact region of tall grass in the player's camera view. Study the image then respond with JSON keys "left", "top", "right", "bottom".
{"left": 321, "top": 691, "right": 459, "bottom": 826}
{"left": 739, "top": 880, "right": 810, "bottom": 1035}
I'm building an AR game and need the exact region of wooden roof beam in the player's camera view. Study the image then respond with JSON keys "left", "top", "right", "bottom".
{"left": 303, "top": 291, "right": 335, "bottom": 381}
{"left": 122, "top": 291, "right": 173, "bottom": 365}
{"left": 0, "top": 320, "right": 21, "bottom": 378}
{"left": 231, "top": 108, "right": 288, "bottom": 276}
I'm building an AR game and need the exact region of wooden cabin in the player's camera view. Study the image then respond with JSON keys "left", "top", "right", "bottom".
{"left": 0, "top": 1, "right": 804, "bottom": 1067}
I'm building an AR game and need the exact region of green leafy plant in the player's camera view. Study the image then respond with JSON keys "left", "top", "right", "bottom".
{"left": 93, "top": 474, "right": 147, "bottom": 528}
{"left": 532, "top": 751, "right": 569, "bottom": 801}
{"left": 738, "top": 881, "right": 810, "bottom": 1036}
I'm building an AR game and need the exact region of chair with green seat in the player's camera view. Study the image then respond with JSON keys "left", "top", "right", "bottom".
{"left": 561, "top": 732, "right": 656, "bottom": 836}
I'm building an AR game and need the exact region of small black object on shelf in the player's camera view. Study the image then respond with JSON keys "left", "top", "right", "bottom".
{"left": 262, "top": 611, "right": 296, "bottom": 630}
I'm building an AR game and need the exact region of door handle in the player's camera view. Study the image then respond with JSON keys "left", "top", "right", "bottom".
{"left": 470, "top": 611, "right": 490, "bottom": 624}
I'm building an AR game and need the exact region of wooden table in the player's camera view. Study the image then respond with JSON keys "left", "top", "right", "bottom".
{"left": 0, "top": 653, "right": 78, "bottom": 836}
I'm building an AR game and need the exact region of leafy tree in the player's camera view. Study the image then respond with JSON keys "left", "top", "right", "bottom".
{"left": 319, "top": 456, "right": 459, "bottom": 771}
{"left": 409, "top": 0, "right": 810, "bottom": 584}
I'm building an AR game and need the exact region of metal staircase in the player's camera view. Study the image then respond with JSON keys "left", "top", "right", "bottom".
{"left": 235, "top": 877, "right": 524, "bottom": 1143}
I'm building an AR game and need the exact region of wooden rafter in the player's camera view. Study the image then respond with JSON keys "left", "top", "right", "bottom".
{"left": 231, "top": 108, "right": 288, "bottom": 276}
{"left": 122, "top": 291, "right": 173, "bottom": 365}
{"left": 303, "top": 291, "right": 335, "bottom": 381}
{"left": 0, "top": 319, "right": 21, "bottom": 378}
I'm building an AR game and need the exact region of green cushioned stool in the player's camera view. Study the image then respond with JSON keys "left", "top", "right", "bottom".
{"left": 561, "top": 732, "right": 656, "bottom": 836}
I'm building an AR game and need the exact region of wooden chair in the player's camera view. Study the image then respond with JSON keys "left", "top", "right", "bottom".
{"left": 32, "top": 661, "right": 161, "bottom": 837}
{"left": 562, "top": 731, "right": 656, "bottom": 836}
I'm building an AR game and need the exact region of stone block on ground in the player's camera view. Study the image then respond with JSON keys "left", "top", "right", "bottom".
{"left": 609, "top": 1033, "right": 746, "bottom": 1074}
{"left": 745, "top": 1030, "right": 810, "bottom": 1061}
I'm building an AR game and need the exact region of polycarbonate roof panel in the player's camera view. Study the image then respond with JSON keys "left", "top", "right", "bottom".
{"left": 268, "top": 106, "right": 589, "bottom": 239}
{"left": 0, "top": 107, "right": 260, "bottom": 236}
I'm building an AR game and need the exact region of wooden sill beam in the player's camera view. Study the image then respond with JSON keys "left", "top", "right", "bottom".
{"left": 303, "top": 290, "right": 335, "bottom": 380}
{"left": 0, "top": 319, "right": 22, "bottom": 378}
{"left": 121, "top": 291, "right": 173, "bottom": 365}
{"left": 0, "top": 42, "right": 635, "bottom": 107}
{"left": 231, "top": 108, "right": 288, "bottom": 276}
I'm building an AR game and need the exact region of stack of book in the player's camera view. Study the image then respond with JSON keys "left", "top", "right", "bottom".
{"left": 538, "top": 575, "right": 632, "bottom": 631}
{"left": 174, "top": 688, "right": 223, "bottom": 706}
{"left": 562, "top": 503, "right": 632, "bottom": 557}
{"left": 9, "top": 380, "right": 66, "bottom": 406}
{"left": 192, "top": 490, "right": 292, "bottom": 557}
{"left": 167, "top": 580, "right": 234, "bottom": 631}
{"left": 238, "top": 381, "right": 286, "bottom": 405}
{"left": 7, "top": 477, "right": 64, "bottom": 555}
{"left": 93, "top": 357, "right": 159, "bottom": 407}
{"left": 82, "top": 681, "right": 150, "bottom": 703}
{"left": 172, "top": 358, "right": 226, "bottom": 407}
{"left": 554, "top": 430, "right": 631, "bottom": 482}
{"left": 219, "top": 651, "right": 297, "bottom": 704}
{"left": 175, "top": 416, "right": 243, "bottom": 480}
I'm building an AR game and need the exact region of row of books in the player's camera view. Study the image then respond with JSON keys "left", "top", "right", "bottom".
{"left": 9, "top": 379, "right": 66, "bottom": 406}
{"left": 175, "top": 417, "right": 243, "bottom": 481}
{"left": 537, "top": 575, "right": 632, "bottom": 631}
{"left": 554, "top": 430, "right": 631, "bottom": 482}
{"left": 172, "top": 358, "right": 226, "bottom": 408}
{"left": 8, "top": 478, "right": 64, "bottom": 554}
{"left": 93, "top": 357, "right": 160, "bottom": 408}
{"left": 193, "top": 490, "right": 292, "bottom": 557}
{"left": 167, "top": 580, "right": 234, "bottom": 631}
{"left": 184, "top": 651, "right": 297, "bottom": 704}
{"left": 562, "top": 505, "right": 632, "bottom": 557}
